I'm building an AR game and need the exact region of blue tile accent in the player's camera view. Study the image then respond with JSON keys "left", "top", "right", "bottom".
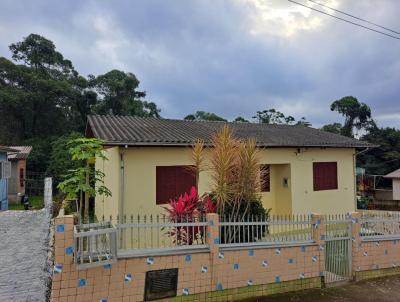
{"left": 320, "top": 271, "right": 325, "bottom": 276}
{"left": 316, "top": 219, "right": 321, "bottom": 225}
{"left": 300, "top": 246, "right": 306, "bottom": 252}
{"left": 185, "top": 255, "right": 192, "bottom": 262}
{"left": 56, "top": 224, "right": 65, "bottom": 233}
{"left": 77, "top": 279, "right": 86, "bottom": 287}
{"left": 275, "top": 248, "right": 281, "bottom": 255}
{"left": 216, "top": 283, "right": 223, "bottom": 291}
{"left": 218, "top": 252, "right": 225, "bottom": 259}
{"left": 53, "top": 264, "right": 63, "bottom": 274}
{"left": 201, "top": 265, "right": 208, "bottom": 273}
{"left": 147, "top": 257, "right": 154, "bottom": 265}
{"left": 65, "top": 246, "right": 74, "bottom": 255}
{"left": 209, "top": 220, "right": 214, "bottom": 226}
{"left": 320, "top": 234, "right": 326, "bottom": 240}
{"left": 233, "top": 263, "right": 239, "bottom": 270}
{"left": 363, "top": 251, "right": 368, "bottom": 257}
{"left": 288, "top": 258, "right": 294, "bottom": 264}
{"left": 248, "top": 250, "right": 254, "bottom": 256}
{"left": 312, "top": 256, "right": 317, "bottom": 262}
{"left": 124, "top": 273, "right": 132, "bottom": 282}
{"left": 214, "top": 237, "right": 220, "bottom": 244}
{"left": 183, "top": 288, "right": 189, "bottom": 295}
{"left": 275, "top": 276, "right": 281, "bottom": 283}
{"left": 247, "top": 279, "right": 253, "bottom": 286}
{"left": 100, "top": 299, "right": 108, "bottom": 302}
{"left": 262, "top": 260, "right": 268, "bottom": 267}
{"left": 103, "top": 263, "right": 112, "bottom": 269}
{"left": 299, "top": 273, "right": 305, "bottom": 279}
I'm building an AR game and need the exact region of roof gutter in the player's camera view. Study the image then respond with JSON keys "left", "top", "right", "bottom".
{"left": 103, "top": 142, "right": 374, "bottom": 149}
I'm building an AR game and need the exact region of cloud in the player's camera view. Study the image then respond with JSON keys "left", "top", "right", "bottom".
{"left": 0, "top": 0, "right": 400, "bottom": 128}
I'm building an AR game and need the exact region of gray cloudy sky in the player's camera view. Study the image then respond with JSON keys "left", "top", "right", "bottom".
{"left": 1, "top": 0, "right": 400, "bottom": 128}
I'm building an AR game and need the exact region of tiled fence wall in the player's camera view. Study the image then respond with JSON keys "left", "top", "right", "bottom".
{"left": 51, "top": 213, "right": 400, "bottom": 302}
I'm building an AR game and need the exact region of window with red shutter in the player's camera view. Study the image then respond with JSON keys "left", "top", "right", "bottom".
{"left": 313, "top": 162, "right": 338, "bottom": 191}
{"left": 260, "top": 164, "right": 270, "bottom": 192}
{"left": 156, "top": 166, "right": 197, "bottom": 204}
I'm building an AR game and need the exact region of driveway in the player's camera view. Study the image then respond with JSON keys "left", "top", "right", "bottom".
{"left": 0, "top": 208, "right": 52, "bottom": 302}
{"left": 246, "top": 275, "right": 400, "bottom": 302}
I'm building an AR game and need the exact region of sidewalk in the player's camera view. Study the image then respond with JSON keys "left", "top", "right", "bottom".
{"left": 246, "top": 275, "right": 400, "bottom": 302}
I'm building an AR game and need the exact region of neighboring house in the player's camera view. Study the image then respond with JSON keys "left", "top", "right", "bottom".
{"left": 0, "top": 146, "right": 16, "bottom": 210}
{"left": 384, "top": 169, "right": 400, "bottom": 200}
{"left": 86, "top": 115, "right": 374, "bottom": 219}
{"left": 7, "top": 146, "right": 32, "bottom": 203}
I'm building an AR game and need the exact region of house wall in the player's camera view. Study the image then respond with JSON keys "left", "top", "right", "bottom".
{"left": 392, "top": 179, "right": 400, "bottom": 200}
{"left": 8, "top": 159, "right": 27, "bottom": 203}
{"left": 96, "top": 147, "right": 356, "bottom": 219}
{"left": 0, "top": 151, "right": 8, "bottom": 210}
{"left": 95, "top": 146, "right": 120, "bottom": 221}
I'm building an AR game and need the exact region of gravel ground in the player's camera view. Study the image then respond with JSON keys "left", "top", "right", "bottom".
{"left": 0, "top": 208, "right": 52, "bottom": 302}
{"left": 245, "top": 275, "right": 400, "bottom": 302}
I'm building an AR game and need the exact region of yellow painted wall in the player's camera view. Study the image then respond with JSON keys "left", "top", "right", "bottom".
{"left": 95, "top": 146, "right": 120, "bottom": 221}
{"left": 95, "top": 146, "right": 356, "bottom": 219}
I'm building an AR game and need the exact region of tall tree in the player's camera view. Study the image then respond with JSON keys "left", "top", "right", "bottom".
{"left": 91, "top": 70, "right": 160, "bottom": 117}
{"left": 184, "top": 111, "right": 226, "bottom": 122}
{"left": 330, "top": 96, "right": 373, "bottom": 137}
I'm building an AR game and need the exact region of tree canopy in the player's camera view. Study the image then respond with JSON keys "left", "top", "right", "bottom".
{"left": 184, "top": 111, "right": 227, "bottom": 122}
{"left": 0, "top": 34, "right": 161, "bottom": 178}
{"left": 330, "top": 96, "right": 373, "bottom": 137}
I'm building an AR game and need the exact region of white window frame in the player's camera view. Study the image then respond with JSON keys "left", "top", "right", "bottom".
{"left": 0, "top": 161, "right": 11, "bottom": 179}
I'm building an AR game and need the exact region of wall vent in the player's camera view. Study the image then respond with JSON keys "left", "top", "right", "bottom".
{"left": 144, "top": 268, "right": 178, "bottom": 301}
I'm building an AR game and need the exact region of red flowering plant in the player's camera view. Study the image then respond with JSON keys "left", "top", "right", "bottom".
{"left": 164, "top": 186, "right": 215, "bottom": 245}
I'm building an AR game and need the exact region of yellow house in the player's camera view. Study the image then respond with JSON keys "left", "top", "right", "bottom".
{"left": 86, "top": 115, "right": 373, "bottom": 219}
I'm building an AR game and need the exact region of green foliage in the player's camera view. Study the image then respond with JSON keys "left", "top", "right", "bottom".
{"left": 91, "top": 69, "right": 160, "bottom": 117}
{"left": 330, "top": 96, "right": 373, "bottom": 137}
{"left": 233, "top": 116, "right": 249, "bottom": 123}
{"left": 321, "top": 123, "right": 342, "bottom": 134}
{"left": 295, "top": 117, "right": 312, "bottom": 127}
{"left": 47, "top": 132, "right": 83, "bottom": 185}
{"left": 358, "top": 126, "right": 400, "bottom": 175}
{"left": 0, "top": 34, "right": 162, "bottom": 177}
{"left": 253, "top": 108, "right": 295, "bottom": 124}
{"left": 57, "top": 138, "right": 111, "bottom": 222}
{"left": 184, "top": 111, "right": 226, "bottom": 121}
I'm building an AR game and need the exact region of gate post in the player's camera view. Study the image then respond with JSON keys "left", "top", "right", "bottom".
{"left": 350, "top": 212, "right": 362, "bottom": 276}
{"left": 206, "top": 213, "right": 220, "bottom": 291}
{"left": 311, "top": 213, "right": 326, "bottom": 281}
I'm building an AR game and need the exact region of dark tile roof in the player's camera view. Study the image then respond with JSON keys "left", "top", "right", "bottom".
{"left": 86, "top": 115, "right": 375, "bottom": 149}
{"left": 0, "top": 146, "right": 18, "bottom": 153}
{"left": 7, "top": 146, "right": 32, "bottom": 160}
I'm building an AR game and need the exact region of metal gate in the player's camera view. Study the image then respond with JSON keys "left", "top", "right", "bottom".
{"left": 324, "top": 215, "right": 352, "bottom": 285}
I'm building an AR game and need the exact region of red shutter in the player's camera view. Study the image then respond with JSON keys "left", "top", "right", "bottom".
{"left": 156, "top": 166, "right": 197, "bottom": 204}
{"left": 260, "top": 165, "right": 270, "bottom": 192}
{"left": 313, "top": 162, "right": 338, "bottom": 191}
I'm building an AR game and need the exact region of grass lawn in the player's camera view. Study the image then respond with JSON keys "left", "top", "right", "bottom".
{"left": 8, "top": 195, "right": 44, "bottom": 210}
